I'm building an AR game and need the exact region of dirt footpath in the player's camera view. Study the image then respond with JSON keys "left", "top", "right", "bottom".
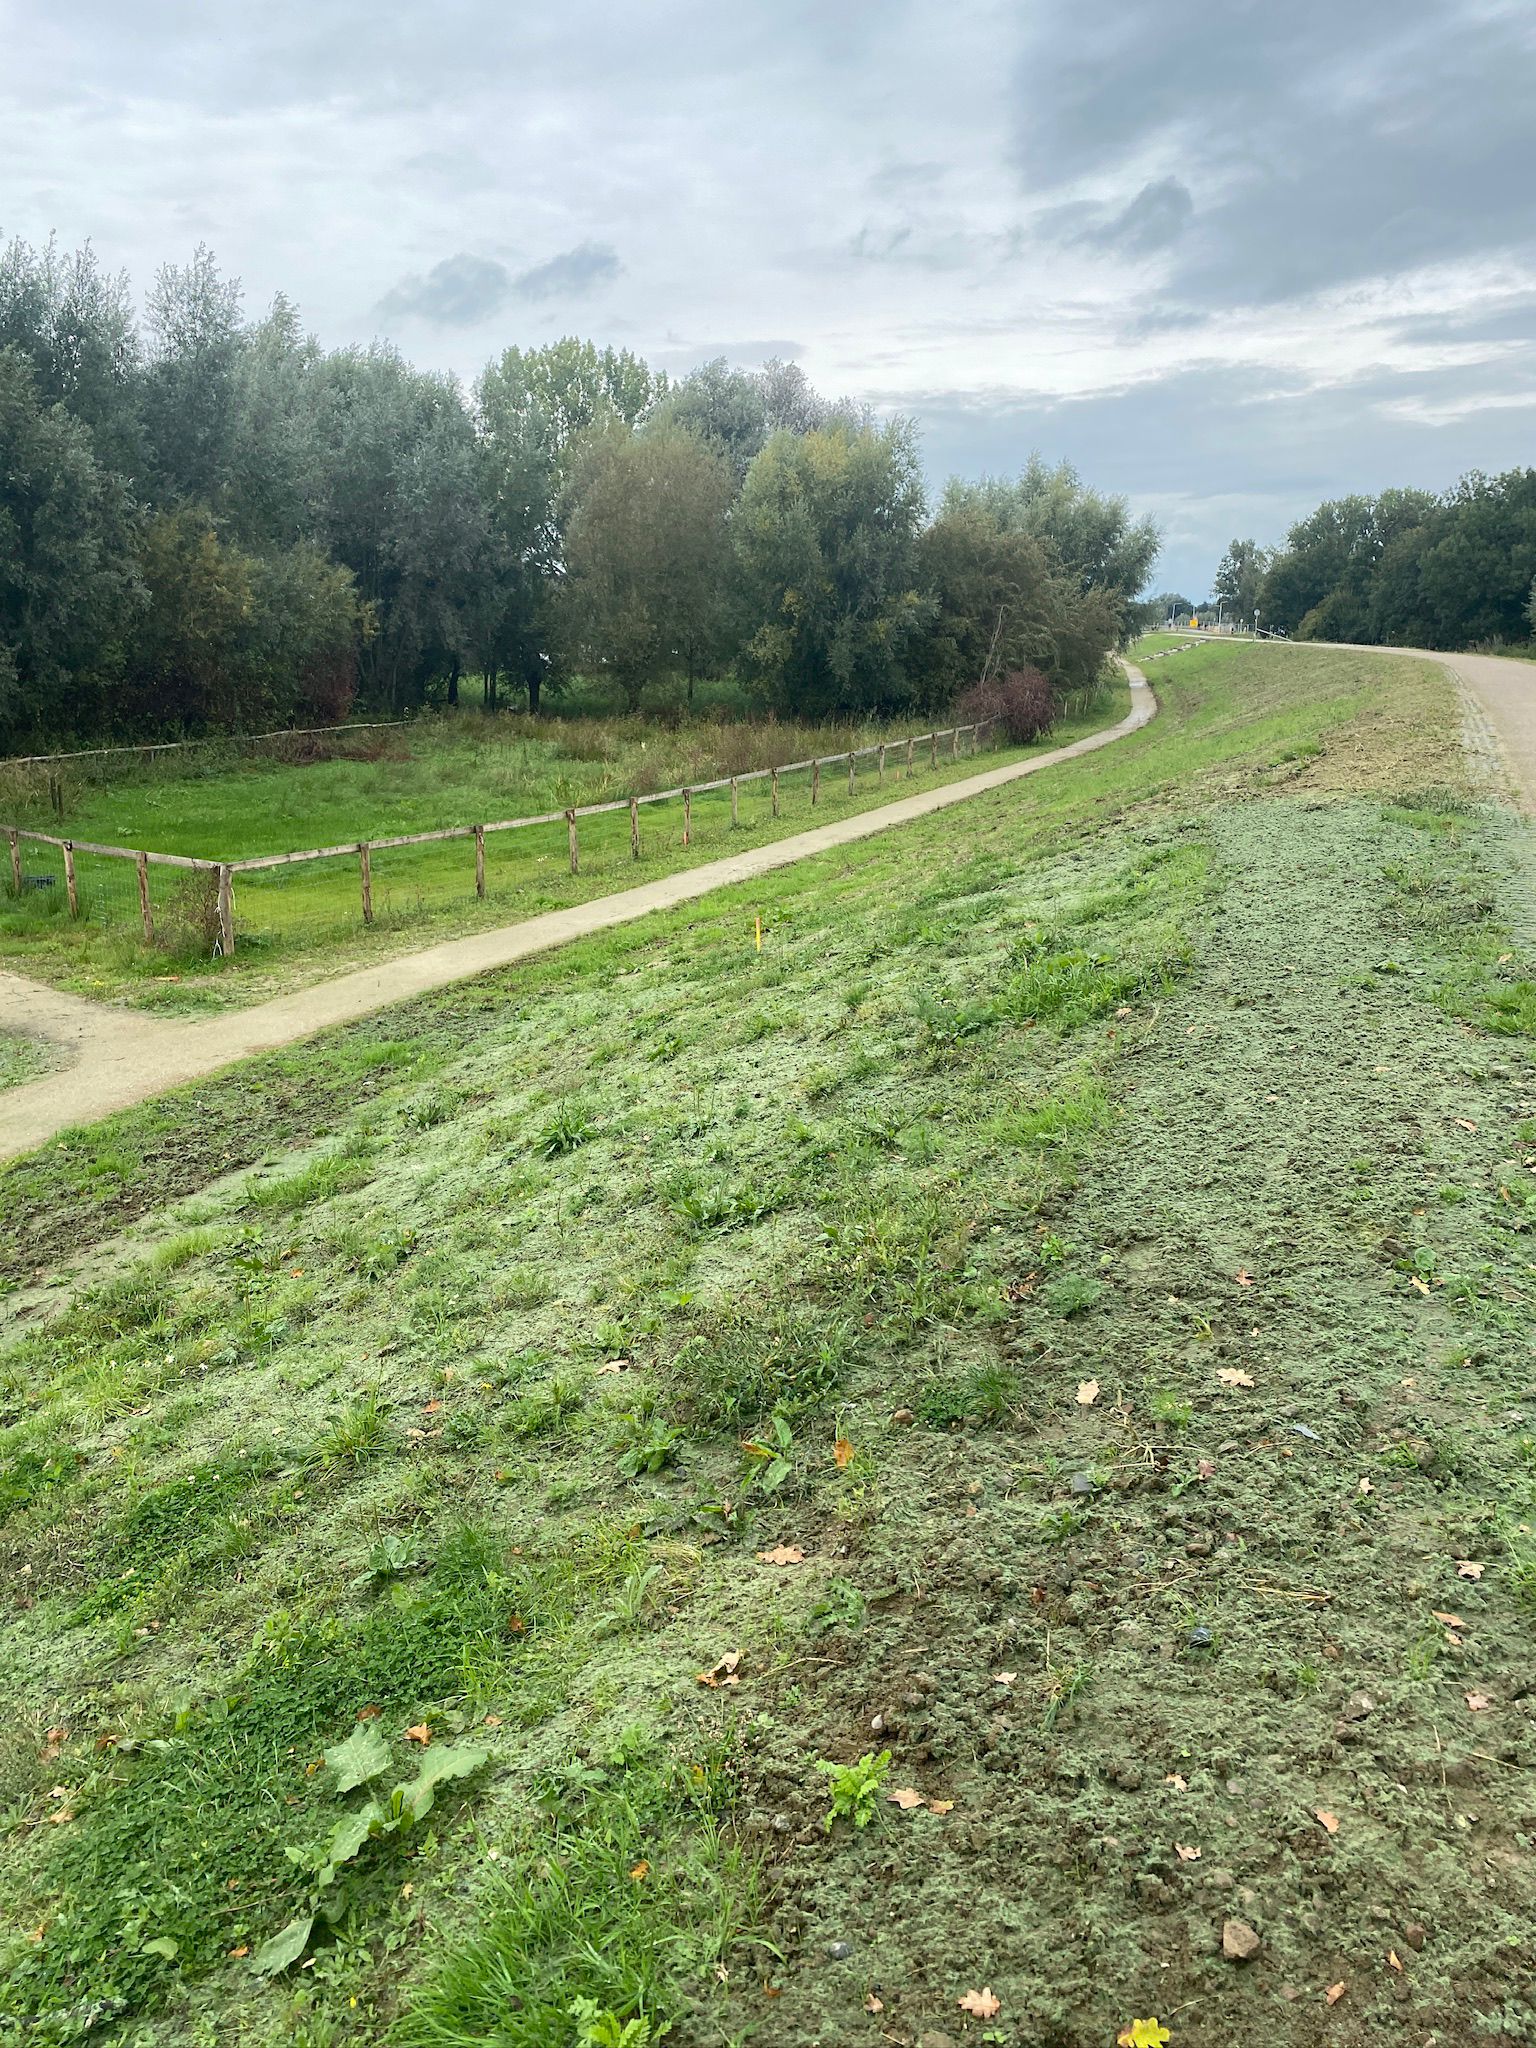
{"left": 0, "top": 673, "right": 1155, "bottom": 1162}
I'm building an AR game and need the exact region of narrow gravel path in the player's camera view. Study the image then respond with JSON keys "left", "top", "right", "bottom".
{"left": 0, "top": 669, "right": 1155, "bottom": 1161}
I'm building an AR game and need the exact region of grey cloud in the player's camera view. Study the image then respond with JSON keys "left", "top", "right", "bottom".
{"left": 1075, "top": 177, "right": 1193, "bottom": 257}
{"left": 511, "top": 242, "right": 621, "bottom": 302}
{"left": 652, "top": 338, "right": 805, "bottom": 372}
{"left": 1012, "top": 0, "right": 1536, "bottom": 301}
{"left": 376, "top": 252, "right": 512, "bottom": 326}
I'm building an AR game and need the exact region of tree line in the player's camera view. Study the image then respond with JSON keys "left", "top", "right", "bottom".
{"left": 0, "top": 237, "right": 1160, "bottom": 751}
{"left": 1207, "top": 469, "right": 1536, "bottom": 648}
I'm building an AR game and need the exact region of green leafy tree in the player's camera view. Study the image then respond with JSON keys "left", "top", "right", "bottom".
{"left": 0, "top": 345, "right": 143, "bottom": 744}
{"left": 911, "top": 489, "right": 1119, "bottom": 709}
{"left": 561, "top": 422, "right": 734, "bottom": 709}
{"left": 1211, "top": 540, "right": 1270, "bottom": 624}
{"left": 0, "top": 233, "right": 143, "bottom": 478}
{"left": 942, "top": 459, "right": 1159, "bottom": 634}
{"left": 648, "top": 358, "right": 767, "bottom": 483}
{"left": 733, "top": 421, "right": 929, "bottom": 717}
{"left": 142, "top": 244, "right": 245, "bottom": 505}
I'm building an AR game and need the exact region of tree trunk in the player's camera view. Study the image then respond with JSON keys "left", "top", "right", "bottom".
{"left": 528, "top": 671, "right": 541, "bottom": 715}
{"left": 447, "top": 659, "right": 459, "bottom": 707}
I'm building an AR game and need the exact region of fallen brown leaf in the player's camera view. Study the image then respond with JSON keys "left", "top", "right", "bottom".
{"left": 1076, "top": 1378, "right": 1101, "bottom": 1406}
{"left": 958, "top": 1987, "right": 1001, "bottom": 2019}
{"left": 1164, "top": 1773, "right": 1188, "bottom": 1791}
{"left": 1387, "top": 1949, "right": 1403, "bottom": 1972}
{"left": 1218, "top": 1369, "right": 1255, "bottom": 1388}
{"left": 1175, "top": 1843, "right": 1202, "bottom": 1862}
{"left": 483, "top": 1714, "right": 503, "bottom": 1728}
{"left": 1410, "top": 1275, "right": 1431, "bottom": 1296}
{"left": 229, "top": 1944, "right": 249, "bottom": 1959}
{"left": 1235, "top": 1269, "right": 1253, "bottom": 1287}
{"left": 888, "top": 1787, "right": 926, "bottom": 1810}
{"left": 755, "top": 1544, "right": 806, "bottom": 1566}
{"left": 1457, "top": 1561, "right": 1485, "bottom": 1581}
{"left": 1197, "top": 1459, "right": 1217, "bottom": 1480}
{"left": 865, "top": 1992, "right": 884, "bottom": 2013}
{"left": 1455, "top": 1118, "right": 1479, "bottom": 1134}
{"left": 1465, "top": 1691, "right": 1493, "bottom": 1712}
{"left": 993, "top": 1670, "right": 1018, "bottom": 1686}
{"left": 405, "top": 1724, "right": 431, "bottom": 1746}
{"left": 629, "top": 1860, "right": 650, "bottom": 1881}
{"left": 1431, "top": 1611, "right": 1463, "bottom": 1628}
{"left": 1314, "top": 1809, "right": 1340, "bottom": 1835}
{"left": 1358, "top": 1478, "right": 1372, "bottom": 1495}
{"left": 1325, "top": 1981, "right": 1347, "bottom": 2006}
{"left": 833, "top": 1436, "right": 854, "bottom": 1469}
{"left": 698, "top": 1650, "right": 743, "bottom": 1689}
{"left": 927, "top": 1798, "right": 955, "bottom": 1814}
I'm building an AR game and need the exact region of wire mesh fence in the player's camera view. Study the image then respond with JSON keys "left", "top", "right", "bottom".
{"left": 3, "top": 721, "right": 996, "bottom": 967}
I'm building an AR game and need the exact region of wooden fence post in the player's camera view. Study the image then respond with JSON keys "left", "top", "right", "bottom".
{"left": 566, "top": 808, "right": 578, "bottom": 874}
{"left": 216, "top": 865, "right": 235, "bottom": 957}
{"left": 771, "top": 767, "right": 779, "bottom": 818}
{"left": 474, "top": 825, "right": 486, "bottom": 899}
{"left": 811, "top": 759, "right": 820, "bottom": 806}
{"left": 629, "top": 795, "right": 640, "bottom": 860}
{"left": 929, "top": 731, "right": 937, "bottom": 768}
{"left": 847, "top": 754, "right": 855, "bottom": 796}
{"left": 879, "top": 743, "right": 886, "bottom": 784}
{"left": 62, "top": 841, "right": 78, "bottom": 918}
{"left": 359, "top": 843, "right": 373, "bottom": 924}
{"left": 136, "top": 850, "right": 153, "bottom": 943}
{"left": 7, "top": 827, "right": 19, "bottom": 896}
{"left": 906, "top": 736, "right": 914, "bottom": 773}
{"left": 730, "top": 776, "right": 739, "bottom": 827}
{"left": 683, "top": 789, "right": 692, "bottom": 846}
{"left": 950, "top": 727, "right": 958, "bottom": 760}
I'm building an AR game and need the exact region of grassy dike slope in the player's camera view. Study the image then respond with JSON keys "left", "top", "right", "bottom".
{"left": 4, "top": 641, "right": 1536, "bottom": 2048}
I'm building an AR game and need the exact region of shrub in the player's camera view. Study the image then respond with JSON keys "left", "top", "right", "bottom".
{"left": 955, "top": 666, "right": 1056, "bottom": 744}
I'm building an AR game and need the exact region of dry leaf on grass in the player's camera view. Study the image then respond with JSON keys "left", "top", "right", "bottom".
{"left": 1358, "top": 1478, "right": 1373, "bottom": 1495}
{"left": 1314, "top": 1809, "right": 1340, "bottom": 1835}
{"left": 1457, "top": 1561, "right": 1485, "bottom": 1581}
{"left": 958, "top": 1987, "right": 1001, "bottom": 2019}
{"left": 993, "top": 1670, "right": 1018, "bottom": 1686}
{"left": 1387, "top": 1949, "right": 1403, "bottom": 1972}
{"left": 833, "top": 1436, "right": 854, "bottom": 1469}
{"left": 629, "top": 1861, "right": 650, "bottom": 1881}
{"left": 755, "top": 1545, "right": 806, "bottom": 1566}
{"left": 888, "top": 1787, "right": 926, "bottom": 1810}
{"left": 1465, "top": 1691, "right": 1493, "bottom": 1712}
{"left": 1218, "top": 1369, "right": 1255, "bottom": 1388}
{"left": 697, "top": 1651, "right": 743, "bottom": 1689}
{"left": 1325, "top": 1981, "right": 1347, "bottom": 2006}
{"left": 1432, "top": 1611, "right": 1463, "bottom": 1628}
{"left": 1164, "top": 1773, "right": 1188, "bottom": 1791}
{"left": 1455, "top": 1118, "right": 1479, "bottom": 1133}
{"left": 1077, "top": 1379, "right": 1101, "bottom": 1406}
{"left": 1175, "top": 1843, "right": 1202, "bottom": 1862}
{"left": 1235, "top": 1269, "right": 1254, "bottom": 1287}
{"left": 1197, "top": 1459, "right": 1217, "bottom": 1480}
{"left": 1410, "top": 1275, "right": 1431, "bottom": 1296}
{"left": 404, "top": 1724, "right": 431, "bottom": 1746}
{"left": 927, "top": 1797, "right": 955, "bottom": 1814}
{"left": 865, "top": 1992, "right": 884, "bottom": 2013}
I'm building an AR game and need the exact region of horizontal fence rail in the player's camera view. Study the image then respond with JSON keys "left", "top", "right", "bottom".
{"left": 0, "top": 718, "right": 413, "bottom": 770}
{"left": 4, "top": 719, "right": 996, "bottom": 956}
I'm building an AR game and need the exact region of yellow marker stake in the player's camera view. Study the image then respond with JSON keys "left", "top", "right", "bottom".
{"left": 754, "top": 916, "right": 762, "bottom": 952}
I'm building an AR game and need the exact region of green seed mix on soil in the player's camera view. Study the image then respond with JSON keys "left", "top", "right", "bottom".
{"left": 3, "top": 640, "right": 1535, "bottom": 2047}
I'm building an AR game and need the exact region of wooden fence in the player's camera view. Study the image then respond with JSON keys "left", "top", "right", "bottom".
{"left": 4, "top": 719, "right": 995, "bottom": 956}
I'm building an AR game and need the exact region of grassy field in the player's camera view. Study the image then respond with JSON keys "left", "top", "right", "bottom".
{"left": 0, "top": 700, "right": 1119, "bottom": 1013}
{"left": 6, "top": 638, "right": 1536, "bottom": 2047}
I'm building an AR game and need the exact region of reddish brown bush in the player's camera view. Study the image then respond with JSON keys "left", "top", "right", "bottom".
{"left": 954, "top": 666, "right": 1056, "bottom": 744}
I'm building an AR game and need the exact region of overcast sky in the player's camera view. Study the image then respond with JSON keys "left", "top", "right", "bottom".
{"left": 4, "top": 0, "right": 1535, "bottom": 596}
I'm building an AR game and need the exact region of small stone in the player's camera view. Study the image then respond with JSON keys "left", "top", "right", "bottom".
{"left": 1404, "top": 1922, "right": 1426, "bottom": 1951}
{"left": 1341, "top": 1691, "right": 1375, "bottom": 1721}
{"left": 824, "top": 1940, "right": 852, "bottom": 1961}
{"left": 1070, "top": 1471, "right": 1097, "bottom": 1495}
{"left": 1207, "top": 1867, "right": 1236, "bottom": 1891}
{"left": 1222, "top": 1917, "right": 1262, "bottom": 1962}
{"left": 892, "top": 1407, "right": 915, "bottom": 1425}
{"left": 1112, "top": 1762, "right": 1143, "bottom": 1790}
{"left": 1187, "top": 1535, "right": 1214, "bottom": 1557}
{"left": 1188, "top": 1625, "right": 1214, "bottom": 1650}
